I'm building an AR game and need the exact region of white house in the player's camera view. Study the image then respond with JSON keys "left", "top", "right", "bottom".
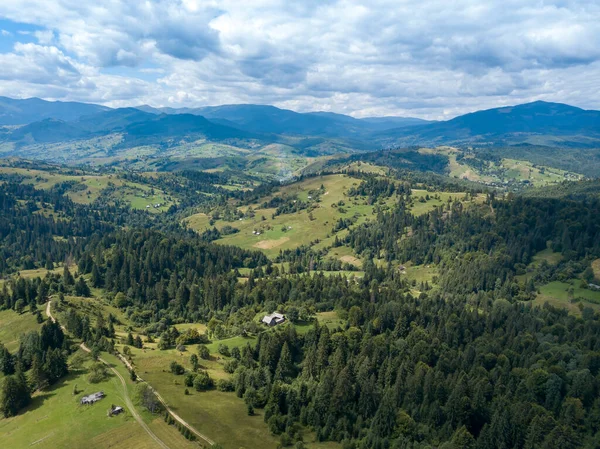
{"left": 81, "top": 391, "right": 105, "bottom": 405}
{"left": 262, "top": 312, "right": 286, "bottom": 326}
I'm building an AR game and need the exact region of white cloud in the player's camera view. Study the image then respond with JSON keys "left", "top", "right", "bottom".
{"left": 0, "top": 0, "right": 599, "bottom": 119}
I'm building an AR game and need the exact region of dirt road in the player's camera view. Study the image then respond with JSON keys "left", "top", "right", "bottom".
{"left": 46, "top": 301, "right": 170, "bottom": 449}
{"left": 47, "top": 300, "right": 215, "bottom": 447}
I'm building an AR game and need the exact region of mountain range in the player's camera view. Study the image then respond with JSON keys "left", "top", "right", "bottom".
{"left": 1, "top": 96, "right": 599, "bottom": 162}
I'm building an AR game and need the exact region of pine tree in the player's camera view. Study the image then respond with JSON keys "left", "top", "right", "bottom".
{"left": 63, "top": 265, "right": 74, "bottom": 286}
{"left": 274, "top": 342, "right": 294, "bottom": 382}
{"left": 75, "top": 277, "right": 91, "bottom": 297}
{"left": 43, "top": 348, "right": 68, "bottom": 384}
{"left": 29, "top": 353, "right": 48, "bottom": 391}
{"left": 0, "top": 371, "right": 31, "bottom": 417}
{"left": 91, "top": 263, "right": 103, "bottom": 288}
{"left": 0, "top": 343, "right": 15, "bottom": 375}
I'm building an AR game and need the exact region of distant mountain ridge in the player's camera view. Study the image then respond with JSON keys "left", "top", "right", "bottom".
{"left": 0, "top": 96, "right": 109, "bottom": 125}
{"left": 136, "top": 103, "right": 433, "bottom": 137}
{"left": 1, "top": 96, "right": 599, "bottom": 161}
{"left": 376, "top": 101, "right": 600, "bottom": 146}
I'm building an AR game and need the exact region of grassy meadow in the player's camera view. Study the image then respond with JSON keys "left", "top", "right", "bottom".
{"left": 531, "top": 281, "right": 600, "bottom": 316}
{"left": 185, "top": 174, "right": 385, "bottom": 257}
{"left": 0, "top": 165, "right": 173, "bottom": 212}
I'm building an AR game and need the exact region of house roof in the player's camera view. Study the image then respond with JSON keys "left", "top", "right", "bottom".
{"left": 262, "top": 312, "right": 286, "bottom": 324}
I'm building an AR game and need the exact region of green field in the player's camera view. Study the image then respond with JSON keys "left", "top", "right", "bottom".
{"left": 532, "top": 281, "right": 600, "bottom": 316}
{"left": 0, "top": 308, "right": 43, "bottom": 352}
{"left": 325, "top": 245, "right": 362, "bottom": 267}
{"left": 185, "top": 174, "right": 385, "bottom": 257}
{"left": 418, "top": 147, "right": 583, "bottom": 188}
{"left": 0, "top": 349, "right": 197, "bottom": 449}
{"left": 0, "top": 165, "right": 173, "bottom": 211}
{"left": 408, "top": 189, "right": 471, "bottom": 216}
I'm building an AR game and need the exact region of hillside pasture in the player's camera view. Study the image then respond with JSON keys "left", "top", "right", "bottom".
{"left": 0, "top": 165, "right": 173, "bottom": 211}
{"left": 532, "top": 280, "right": 600, "bottom": 316}
{"left": 0, "top": 308, "right": 42, "bottom": 352}
{"left": 0, "top": 350, "right": 171, "bottom": 449}
{"left": 185, "top": 174, "right": 387, "bottom": 257}
{"left": 408, "top": 189, "right": 470, "bottom": 216}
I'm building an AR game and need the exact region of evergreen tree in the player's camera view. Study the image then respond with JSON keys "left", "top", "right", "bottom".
{"left": 75, "top": 277, "right": 91, "bottom": 297}
{"left": 274, "top": 342, "right": 294, "bottom": 382}
{"left": 0, "top": 372, "right": 31, "bottom": 417}
{"left": 63, "top": 265, "right": 75, "bottom": 286}
{"left": 0, "top": 343, "right": 15, "bottom": 375}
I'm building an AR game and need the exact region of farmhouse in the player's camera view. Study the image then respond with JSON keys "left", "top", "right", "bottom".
{"left": 262, "top": 312, "right": 286, "bottom": 326}
{"left": 81, "top": 391, "right": 105, "bottom": 405}
{"left": 590, "top": 283, "right": 600, "bottom": 291}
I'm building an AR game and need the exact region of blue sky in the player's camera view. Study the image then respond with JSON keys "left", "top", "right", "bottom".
{"left": 0, "top": 1, "right": 599, "bottom": 119}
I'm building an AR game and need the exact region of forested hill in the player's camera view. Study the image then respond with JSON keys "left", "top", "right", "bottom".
{"left": 1, "top": 160, "right": 600, "bottom": 449}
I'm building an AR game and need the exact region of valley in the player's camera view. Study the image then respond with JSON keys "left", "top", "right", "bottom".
{"left": 1, "top": 96, "right": 600, "bottom": 449}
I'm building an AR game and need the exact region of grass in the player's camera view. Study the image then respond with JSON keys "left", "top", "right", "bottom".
{"left": 58, "top": 291, "right": 339, "bottom": 449}
{"left": 402, "top": 264, "right": 438, "bottom": 284}
{"left": 532, "top": 280, "right": 600, "bottom": 316}
{"left": 185, "top": 174, "right": 386, "bottom": 257}
{"left": 409, "top": 189, "right": 470, "bottom": 216}
{"left": 592, "top": 259, "right": 600, "bottom": 280}
{"left": 0, "top": 349, "right": 169, "bottom": 449}
{"left": 316, "top": 311, "right": 345, "bottom": 329}
{"left": 9, "top": 266, "right": 62, "bottom": 280}
{"left": 0, "top": 165, "right": 174, "bottom": 211}
{"left": 326, "top": 246, "right": 362, "bottom": 267}
{"left": 0, "top": 308, "right": 44, "bottom": 352}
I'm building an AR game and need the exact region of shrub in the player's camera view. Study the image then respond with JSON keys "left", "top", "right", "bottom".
{"left": 87, "top": 362, "right": 109, "bottom": 383}
{"left": 184, "top": 372, "right": 196, "bottom": 387}
{"left": 169, "top": 361, "right": 185, "bottom": 375}
{"left": 217, "top": 343, "right": 230, "bottom": 357}
{"left": 193, "top": 370, "right": 213, "bottom": 391}
{"left": 223, "top": 359, "right": 239, "bottom": 374}
{"left": 216, "top": 378, "right": 235, "bottom": 392}
{"left": 197, "top": 345, "right": 210, "bottom": 360}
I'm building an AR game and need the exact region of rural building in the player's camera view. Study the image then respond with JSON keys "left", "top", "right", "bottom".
{"left": 262, "top": 312, "right": 286, "bottom": 326}
{"left": 590, "top": 283, "right": 600, "bottom": 291}
{"left": 81, "top": 391, "right": 105, "bottom": 405}
{"left": 110, "top": 405, "right": 124, "bottom": 415}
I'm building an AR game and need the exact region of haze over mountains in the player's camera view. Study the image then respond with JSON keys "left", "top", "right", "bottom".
{"left": 1, "top": 96, "right": 600, "bottom": 163}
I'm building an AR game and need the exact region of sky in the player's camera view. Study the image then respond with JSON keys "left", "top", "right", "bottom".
{"left": 0, "top": 1, "right": 599, "bottom": 120}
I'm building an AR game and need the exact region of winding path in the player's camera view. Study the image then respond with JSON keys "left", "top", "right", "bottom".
{"left": 46, "top": 301, "right": 170, "bottom": 449}
{"left": 46, "top": 300, "right": 215, "bottom": 447}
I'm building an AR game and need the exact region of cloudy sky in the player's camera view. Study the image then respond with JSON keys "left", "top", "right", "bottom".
{"left": 0, "top": 0, "right": 599, "bottom": 119}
